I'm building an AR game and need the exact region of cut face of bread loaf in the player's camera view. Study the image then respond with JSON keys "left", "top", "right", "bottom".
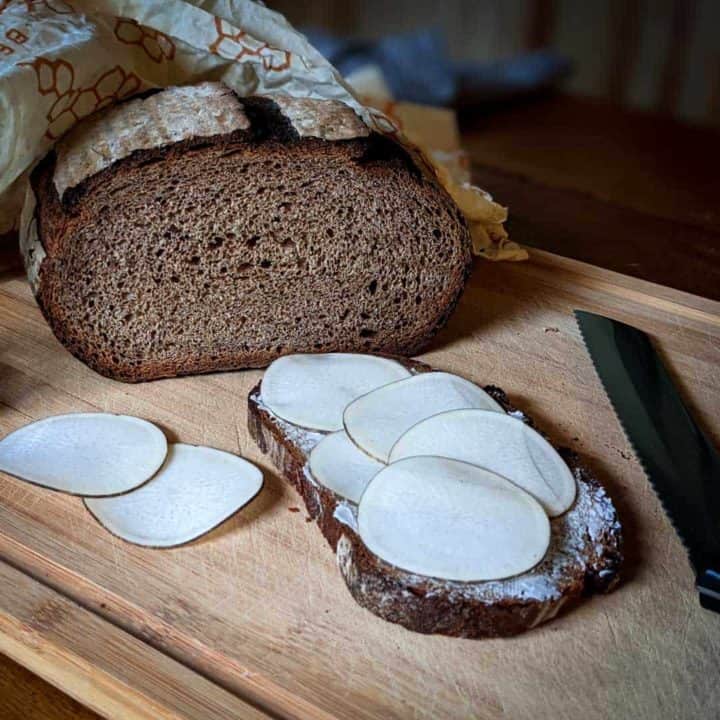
{"left": 26, "top": 82, "right": 472, "bottom": 382}
{"left": 248, "top": 358, "right": 623, "bottom": 639}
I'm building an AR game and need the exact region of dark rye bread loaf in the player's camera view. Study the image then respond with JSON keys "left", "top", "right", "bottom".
{"left": 25, "top": 82, "right": 472, "bottom": 382}
{"left": 248, "top": 358, "right": 623, "bottom": 638}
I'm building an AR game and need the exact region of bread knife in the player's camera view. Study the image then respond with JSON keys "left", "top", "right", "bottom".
{"left": 574, "top": 310, "right": 720, "bottom": 612}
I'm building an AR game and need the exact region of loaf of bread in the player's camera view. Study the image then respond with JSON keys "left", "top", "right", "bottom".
{"left": 248, "top": 357, "right": 623, "bottom": 638}
{"left": 23, "top": 82, "right": 472, "bottom": 382}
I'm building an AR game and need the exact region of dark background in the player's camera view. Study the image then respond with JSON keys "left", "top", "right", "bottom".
{"left": 271, "top": 0, "right": 720, "bottom": 126}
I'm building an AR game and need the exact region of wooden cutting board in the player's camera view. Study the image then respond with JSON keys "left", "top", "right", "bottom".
{"left": 0, "top": 250, "right": 718, "bottom": 720}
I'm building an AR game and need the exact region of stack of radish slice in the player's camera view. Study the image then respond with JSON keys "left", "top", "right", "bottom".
{"left": 260, "top": 354, "right": 578, "bottom": 582}
{"left": 0, "top": 414, "right": 262, "bottom": 547}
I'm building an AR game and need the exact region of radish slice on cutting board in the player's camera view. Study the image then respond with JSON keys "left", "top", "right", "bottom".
{"left": 85, "top": 444, "right": 263, "bottom": 547}
{"left": 261, "top": 353, "right": 411, "bottom": 432}
{"left": 389, "top": 409, "right": 576, "bottom": 516}
{"left": 309, "top": 431, "right": 385, "bottom": 503}
{"left": 358, "top": 456, "right": 550, "bottom": 581}
{"left": 0, "top": 413, "right": 167, "bottom": 496}
{"left": 344, "top": 372, "right": 503, "bottom": 462}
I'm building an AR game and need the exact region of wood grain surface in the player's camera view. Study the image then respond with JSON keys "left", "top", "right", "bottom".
{"left": 0, "top": 560, "right": 266, "bottom": 719}
{"left": 0, "top": 652, "right": 100, "bottom": 720}
{"left": 0, "top": 249, "right": 718, "bottom": 719}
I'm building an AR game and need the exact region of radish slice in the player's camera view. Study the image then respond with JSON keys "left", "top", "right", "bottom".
{"left": 261, "top": 354, "right": 411, "bottom": 432}
{"left": 389, "top": 409, "right": 576, "bottom": 516}
{"left": 85, "top": 444, "right": 263, "bottom": 547}
{"left": 309, "top": 431, "right": 384, "bottom": 503}
{"left": 344, "top": 372, "right": 503, "bottom": 462}
{"left": 358, "top": 456, "right": 550, "bottom": 581}
{"left": 0, "top": 413, "right": 167, "bottom": 496}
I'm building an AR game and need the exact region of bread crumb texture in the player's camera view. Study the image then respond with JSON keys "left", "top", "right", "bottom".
{"left": 31, "top": 92, "right": 471, "bottom": 381}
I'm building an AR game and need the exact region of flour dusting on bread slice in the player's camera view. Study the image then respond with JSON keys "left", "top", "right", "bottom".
{"left": 248, "top": 357, "right": 623, "bottom": 638}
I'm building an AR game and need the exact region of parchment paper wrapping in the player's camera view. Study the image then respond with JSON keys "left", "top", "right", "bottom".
{"left": 0, "top": 0, "right": 524, "bottom": 260}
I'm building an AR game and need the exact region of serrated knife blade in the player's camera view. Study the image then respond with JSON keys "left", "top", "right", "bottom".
{"left": 574, "top": 310, "right": 720, "bottom": 612}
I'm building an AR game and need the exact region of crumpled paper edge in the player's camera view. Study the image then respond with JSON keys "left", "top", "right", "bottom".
{"left": 1, "top": 0, "right": 520, "bottom": 260}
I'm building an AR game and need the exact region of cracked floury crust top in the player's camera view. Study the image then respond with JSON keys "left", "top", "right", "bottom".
{"left": 52, "top": 82, "right": 370, "bottom": 200}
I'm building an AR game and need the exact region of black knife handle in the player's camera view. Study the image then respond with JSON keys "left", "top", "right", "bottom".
{"left": 698, "top": 569, "right": 720, "bottom": 613}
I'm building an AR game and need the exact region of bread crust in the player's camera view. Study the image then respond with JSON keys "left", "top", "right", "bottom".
{"left": 28, "top": 88, "right": 473, "bottom": 382}
{"left": 247, "top": 359, "right": 623, "bottom": 638}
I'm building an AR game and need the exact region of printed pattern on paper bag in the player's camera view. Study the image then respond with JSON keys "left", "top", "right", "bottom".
{"left": 20, "top": 57, "right": 141, "bottom": 138}
{"left": 11, "top": 0, "right": 75, "bottom": 14}
{"left": 208, "top": 17, "right": 291, "bottom": 72}
{"left": 114, "top": 18, "right": 175, "bottom": 63}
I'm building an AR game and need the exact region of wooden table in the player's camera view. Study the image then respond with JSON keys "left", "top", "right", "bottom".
{"left": 1, "top": 95, "right": 719, "bottom": 719}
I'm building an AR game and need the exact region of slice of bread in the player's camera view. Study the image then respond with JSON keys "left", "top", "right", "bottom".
{"left": 25, "top": 82, "right": 472, "bottom": 382}
{"left": 248, "top": 358, "right": 623, "bottom": 638}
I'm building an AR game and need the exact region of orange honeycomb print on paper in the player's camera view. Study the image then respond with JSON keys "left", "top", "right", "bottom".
{"left": 208, "top": 17, "right": 291, "bottom": 72}
{"left": 20, "top": 57, "right": 141, "bottom": 139}
{"left": 16, "top": 0, "right": 75, "bottom": 13}
{"left": 114, "top": 18, "right": 175, "bottom": 63}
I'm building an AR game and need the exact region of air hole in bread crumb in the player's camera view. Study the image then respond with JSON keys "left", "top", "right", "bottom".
{"left": 367, "top": 279, "right": 378, "bottom": 295}
{"left": 219, "top": 147, "right": 244, "bottom": 159}
{"left": 260, "top": 259, "right": 272, "bottom": 268}
{"left": 247, "top": 236, "right": 259, "bottom": 248}
{"left": 209, "top": 237, "right": 224, "bottom": 249}
{"left": 326, "top": 228, "right": 335, "bottom": 238}
{"left": 360, "top": 312, "right": 370, "bottom": 320}
{"left": 237, "top": 262, "right": 251, "bottom": 272}
{"left": 170, "top": 275, "right": 179, "bottom": 283}
{"left": 359, "top": 328, "right": 377, "bottom": 338}
{"left": 433, "top": 228, "right": 441, "bottom": 239}
{"left": 189, "top": 256, "right": 200, "bottom": 265}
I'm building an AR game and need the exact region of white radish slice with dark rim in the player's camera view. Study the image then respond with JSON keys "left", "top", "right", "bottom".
{"left": 0, "top": 413, "right": 167, "bottom": 497}
{"left": 358, "top": 456, "right": 550, "bottom": 582}
{"left": 344, "top": 371, "right": 503, "bottom": 462}
{"left": 261, "top": 353, "right": 411, "bottom": 432}
{"left": 85, "top": 444, "right": 263, "bottom": 548}
{"left": 309, "top": 431, "right": 384, "bottom": 503}
{"left": 389, "top": 409, "right": 577, "bottom": 516}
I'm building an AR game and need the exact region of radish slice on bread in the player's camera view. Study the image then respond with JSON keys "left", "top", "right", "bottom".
{"left": 344, "top": 372, "right": 503, "bottom": 462}
{"left": 390, "top": 409, "right": 577, "bottom": 516}
{"left": 358, "top": 456, "right": 550, "bottom": 581}
{"left": 309, "top": 430, "right": 384, "bottom": 503}
{"left": 261, "top": 353, "right": 411, "bottom": 432}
